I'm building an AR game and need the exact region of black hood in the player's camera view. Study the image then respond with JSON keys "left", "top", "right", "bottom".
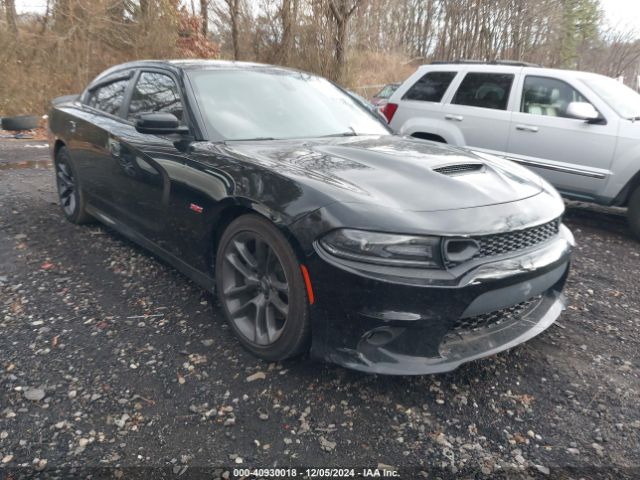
{"left": 223, "top": 135, "right": 543, "bottom": 212}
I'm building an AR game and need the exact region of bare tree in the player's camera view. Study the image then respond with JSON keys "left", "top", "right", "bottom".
{"left": 201, "top": 0, "right": 209, "bottom": 36}
{"left": 224, "top": 0, "right": 242, "bottom": 60}
{"left": 328, "top": 0, "right": 364, "bottom": 82}
{"left": 273, "top": 0, "right": 298, "bottom": 65}
{"left": 5, "top": 0, "right": 18, "bottom": 37}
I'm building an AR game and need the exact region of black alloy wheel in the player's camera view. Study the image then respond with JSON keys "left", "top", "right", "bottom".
{"left": 216, "top": 215, "right": 311, "bottom": 361}
{"left": 55, "top": 147, "right": 92, "bottom": 224}
{"left": 56, "top": 160, "right": 77, "bottom": 217}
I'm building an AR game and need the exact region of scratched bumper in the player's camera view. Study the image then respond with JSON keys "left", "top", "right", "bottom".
{"left": 306, "top": 224, "right": 573, "bottom": 375}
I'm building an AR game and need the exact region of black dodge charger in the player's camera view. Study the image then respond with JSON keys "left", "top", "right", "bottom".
{"left": 48, "top": 60, "right": 574, "bottom": 375}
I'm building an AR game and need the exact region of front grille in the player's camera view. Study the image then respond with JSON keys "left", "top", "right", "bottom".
{"left": 475, "top": 219, "right": 560, "bottom": 259}
{"left": 453, "top": 295, "right": 543, "bottom": 333}
{"left": 445, "top": 219, "right": 560, "bottom": 268}
{"left": 433, "top": 163, "right": 484, "bottom": 176}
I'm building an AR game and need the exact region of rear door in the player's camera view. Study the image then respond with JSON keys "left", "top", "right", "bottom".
{"left": 112, "top": 69, "right": 196, "bottom": 257}
{"left": 506, "top": 74, "right": 618, "bottom": 199}
{"left": 75, "top": 72, "right": 134, "bottom": 213}
{"left": 441, "top": 68, "right": 516, "bottom": 155}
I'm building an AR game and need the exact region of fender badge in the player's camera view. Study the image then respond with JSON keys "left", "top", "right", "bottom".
{"left": 190, "top": 203, "right": 204, "bottom": 214}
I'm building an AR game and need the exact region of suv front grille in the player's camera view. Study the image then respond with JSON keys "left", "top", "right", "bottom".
{"left": 453, "top": 295, "right": 543, "bottom": 333}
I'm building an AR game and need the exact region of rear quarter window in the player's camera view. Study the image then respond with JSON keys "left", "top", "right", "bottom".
{"left": 402, "top": 71, "right": 457, "bottom": 102}
{"left": 87, "top": 79, "right": 130, "bottom": 116}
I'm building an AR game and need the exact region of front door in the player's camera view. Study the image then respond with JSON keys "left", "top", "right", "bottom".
{"left": 506, "top": 75, "right": 618, "bottom": 200}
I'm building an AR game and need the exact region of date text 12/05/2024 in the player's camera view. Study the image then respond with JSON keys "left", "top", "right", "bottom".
{"left": 232, "top": 467, "right": 400, "bottom": 477}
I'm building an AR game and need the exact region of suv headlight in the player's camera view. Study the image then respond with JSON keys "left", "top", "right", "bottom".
{"left": 318, "top": 229, "right": 442, "bottom": 268}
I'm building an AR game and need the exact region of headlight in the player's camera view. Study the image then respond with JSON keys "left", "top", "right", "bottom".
{"left": 318, "top": 229, "right": 442, "bottom": 268}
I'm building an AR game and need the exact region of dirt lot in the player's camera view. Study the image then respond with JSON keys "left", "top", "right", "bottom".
{"left": 0, "top": 139, "right": 639, "bottom": 479}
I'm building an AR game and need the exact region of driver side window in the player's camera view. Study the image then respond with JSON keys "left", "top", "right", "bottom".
{"left": 127, "top": 71, "right": 185, "bottom": 123}
{"left": 521, "top": 76, "right": 590, "bottom": 118}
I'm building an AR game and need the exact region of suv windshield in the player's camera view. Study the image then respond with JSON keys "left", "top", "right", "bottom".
{"left": 188, "top": 69, "right": 390, "bottom": 140}
{"left": 582, "top": 75, "right": 640, "bottom": 119}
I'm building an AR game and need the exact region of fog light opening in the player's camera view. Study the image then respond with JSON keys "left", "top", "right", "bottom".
{"left": 444, "top": 239, "right": 480, "bottom": 263}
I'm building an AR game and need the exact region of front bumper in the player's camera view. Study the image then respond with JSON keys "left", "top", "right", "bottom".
{"left": 306, "top": 224, "right": 573, "bottom": 375}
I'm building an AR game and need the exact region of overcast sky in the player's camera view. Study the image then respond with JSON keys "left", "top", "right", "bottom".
{"left": 14, "top": 0, "right": 640, "bottom": 35}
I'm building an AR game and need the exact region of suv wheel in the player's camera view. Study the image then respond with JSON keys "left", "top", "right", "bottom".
{"left": 628, "top": 186, "right": 640, "bottom": 240}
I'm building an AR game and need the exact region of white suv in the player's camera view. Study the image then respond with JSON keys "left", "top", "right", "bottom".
{"left": 384, "top": 61, "right": 640, "bottom": 239}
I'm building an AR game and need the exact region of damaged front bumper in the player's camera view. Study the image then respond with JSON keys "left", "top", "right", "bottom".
{"left": 306, "top": 224, "right": 574, "bottom": 375}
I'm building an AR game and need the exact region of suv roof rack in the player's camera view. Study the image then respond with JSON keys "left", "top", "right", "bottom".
{"left": 430, "top": 59, "right": 541, "bottom": 67}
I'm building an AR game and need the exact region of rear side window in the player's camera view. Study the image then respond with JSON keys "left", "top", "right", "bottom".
{"left": 87, "top": 79, "right": 130, "bottom": 116}
{"left": 403, "top": 71, "right": 457, "bottom": 102}
{"left": 127, "top": 72, "right": 184, "bottom": 122}
{"left": 452, "top": 73, "right": 514, "bottom": 110}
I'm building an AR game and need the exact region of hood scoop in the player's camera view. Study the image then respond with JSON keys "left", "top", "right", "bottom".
{"left": 433, "top": 162, "right": 485, "bottom": 176}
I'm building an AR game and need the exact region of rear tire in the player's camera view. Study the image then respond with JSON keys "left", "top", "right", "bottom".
{"left": 55, "top": 147, "right": 93, "bottom": 225}
{"left": 215, "top": 214, "right": 311, "bottom": 361}
{"left": 628, "top": 186, "right": 640, "bottom": 240}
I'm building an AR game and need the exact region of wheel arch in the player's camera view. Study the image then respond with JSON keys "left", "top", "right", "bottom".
{"left": 613, "top": 169, "right": 640, "bottom": 207}
{"left": 207, "top": 201, "right": 309, "bottom": 275}
{"left": 396, "top": 116, "right": 464, "bottom": 146}
{"left": 53, "top": 139, "right": 67, "bottom": 160}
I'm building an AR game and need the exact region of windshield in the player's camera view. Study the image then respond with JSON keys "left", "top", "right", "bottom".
{"left": 582, "top": 75, "right": 640, "bottom": 119}
{"left": 187, "top": 69, "right": 390, "bottom": 141}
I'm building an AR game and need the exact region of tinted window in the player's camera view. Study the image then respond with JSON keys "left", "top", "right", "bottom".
{"left": 452, "top": 73, "right": 514, "bottom": 110}
{"left": 522, "top": 76, "right": 590, "bottom": 118}
{"left": 127, "top": 72, "right": 184, "bottom": 122}
{"left": 87, "top": 79, "right": 129, "bottom": 116}
{"left": 187, "top": 70, "right": 389, "bottom": 141}
{"left": 403, "top": 72, "right": 456, "bottom": 102}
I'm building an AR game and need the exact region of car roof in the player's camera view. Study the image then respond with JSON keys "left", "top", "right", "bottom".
{"left": 90, "top": 59, "right": 307, "bottom": 87}
{"left": 417, "top": 62, "right": 613, "bottom": 81}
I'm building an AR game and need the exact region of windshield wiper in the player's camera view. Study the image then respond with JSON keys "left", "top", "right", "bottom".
{"left": 319, "top": 131, "right": 358, "bottom": 137}
{"left": 319, "top": 125, "right": 359, "bottom": 138}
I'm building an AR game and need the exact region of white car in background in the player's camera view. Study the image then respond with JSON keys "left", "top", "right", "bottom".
{"left": 383, "top": 61, "right": 640, "bottom": 239}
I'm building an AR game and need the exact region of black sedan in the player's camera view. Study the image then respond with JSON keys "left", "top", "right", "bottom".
{"left": 48, "top": 60, "right": 574, "bottom": 375}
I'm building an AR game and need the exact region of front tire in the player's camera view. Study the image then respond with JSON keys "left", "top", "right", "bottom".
{"left": 628, "top": 186, "right": 640, "bottom": 240}
{"left": 55, "top": 147, "right": 92, "bottom": 224}
{"left": 215, "top": 214, "right": 311, "bottom": 361}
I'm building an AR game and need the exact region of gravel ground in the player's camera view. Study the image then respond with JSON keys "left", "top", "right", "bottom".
{"left": 0, "top": 140, "right": 639, "bottom": 479}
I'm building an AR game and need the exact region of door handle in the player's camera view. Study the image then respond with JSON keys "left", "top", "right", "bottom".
{"left": 515, "top": 124, "right": 539, "bottom": 133}
{"left": 445, "top": 114, "right": 464, "bottom": 122}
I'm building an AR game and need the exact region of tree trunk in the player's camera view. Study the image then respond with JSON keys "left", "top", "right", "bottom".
{"left": 5, "top": 0, "right": 18, "bottom": 37}
{"left": 275, "top": 0, "right": 298, "bottom": 65}
{"left": 328, "top": 0, "right": 362, "bottom": 83}
{"left": 53, "top": 0, "right": 71, "bottom": 33}
{"left": 226, "top": 0, "right": 241, "bottom": 60}
{"left": 200, "top": 0, "right": 209, "bottom": 36}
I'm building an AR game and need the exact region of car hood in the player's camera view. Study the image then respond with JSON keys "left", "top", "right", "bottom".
{"left": 222, "top": 135, "right": 543, "bottom": 212}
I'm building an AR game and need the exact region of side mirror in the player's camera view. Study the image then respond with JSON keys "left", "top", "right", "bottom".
{"left": 135, "top": 112, "right": 189, "bottom": 135}
{"left": 566, "top": 102, "right": 600, "bottom": 122}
